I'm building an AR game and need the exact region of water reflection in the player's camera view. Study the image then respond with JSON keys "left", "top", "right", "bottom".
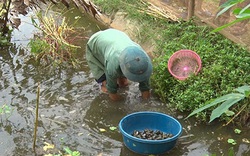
{"left": 0, "top": 4, "right": 249, "bottom": 156}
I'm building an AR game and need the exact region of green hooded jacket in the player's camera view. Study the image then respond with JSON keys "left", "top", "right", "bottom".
{"left": 86, "top": 29, "right": 150, "bottom": 93}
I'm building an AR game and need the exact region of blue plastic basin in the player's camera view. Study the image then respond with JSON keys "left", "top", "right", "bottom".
{"left": 119, "top": 111, "right": 182, "bottom": 155}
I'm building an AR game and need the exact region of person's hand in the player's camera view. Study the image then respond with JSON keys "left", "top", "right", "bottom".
{"left": 141, "top": 91, "right": 150, "bottom": 100}
{"left": 109, "top": 93, "right": 122, "bottom": 101}
{"left": 101, "top": 81, "right": 108, "bottom": 93}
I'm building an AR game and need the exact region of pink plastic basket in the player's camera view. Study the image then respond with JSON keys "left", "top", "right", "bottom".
{"left": 168, "top": 49, "right": 202, "bottom": 80}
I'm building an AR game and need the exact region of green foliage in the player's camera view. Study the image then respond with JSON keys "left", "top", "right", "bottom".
{"left": 227, "top": 138, "right": 237, "bottom": 145}
{"left": 0, "top": 104, "right": 13, "bottom": 120}
{"left": 228, "top": 147, "right": 235, "bottom": 156}
{"left": 151, "top": 20, "right": 250, "bottom": 122}
{"left": 186, "top": 85, "right": 250, "bottom": 122}
{"left": 0, "top": 32, "right": 10, "bottom": 46}
{"left": 29, "top": 38, "right": 50, "bottom": 54}
{"left": 64, "top": 147, "right": 80, "bottom": 156}
{"left": 0, "top": 104, "right": 12, "bottom": 114}
{"left": 234, "top": 128, "right": 241, "bottom": 134}
{"left": 29, "top": 7, "right": 83, "bottom": 67}
{"left": 213, "top": 0, "right": 250, "bottom": 32}
{"left": 0, "top": 22, "right": 12, "bottom": 46}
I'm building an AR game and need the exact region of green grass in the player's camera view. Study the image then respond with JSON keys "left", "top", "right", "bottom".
{"left": 92, "top": 0, "right": 250, "bottom": 124}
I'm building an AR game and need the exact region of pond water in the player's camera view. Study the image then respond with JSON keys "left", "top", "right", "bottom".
{"left": 0, "top": 4, "right": 249, "bottom": 156}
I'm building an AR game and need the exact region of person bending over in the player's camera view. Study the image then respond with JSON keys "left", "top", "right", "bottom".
{"left": 86, "top": 28, "right": 153, "bottom": 101}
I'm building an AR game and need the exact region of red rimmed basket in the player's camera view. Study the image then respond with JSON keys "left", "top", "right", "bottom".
{"left": 168, "top": 49, "right": 202, "bottom": 80}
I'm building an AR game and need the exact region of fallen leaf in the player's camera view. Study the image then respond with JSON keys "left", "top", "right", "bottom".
{"left": 58, "top": 96, "right": 69, "bottom": 102}
{"left": 69, "top": 110, "right": 76, "bottom": 114}
{"left": 242, "top": 138, "right": 250, "bottom": 143}
{"left": 109, "top": 126, "right": 117, "bottom": 131}
{"left": 99, "top": 128, "right": 106, "bottom": 132}
{"left": 43, "top": 142, "right": 55, "bottom": 151}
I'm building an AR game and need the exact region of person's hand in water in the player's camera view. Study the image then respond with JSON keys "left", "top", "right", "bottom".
{"left": 109, "top": 93, "right": 123, "bottom": 101}
{"left": 141, "top": 90, "right": 150, "bottom": 100}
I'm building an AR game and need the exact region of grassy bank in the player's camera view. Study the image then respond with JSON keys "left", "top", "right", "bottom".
{"left": 92, "top": 0, "right": 250, "bottom": 125}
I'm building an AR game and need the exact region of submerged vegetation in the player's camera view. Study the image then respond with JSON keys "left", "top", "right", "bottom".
{"left": 92, "top": 0, "right": 250, "bottom": 125}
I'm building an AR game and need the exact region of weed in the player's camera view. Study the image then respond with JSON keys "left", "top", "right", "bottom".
{"left": 0, "top": 104, "right": 13, "bottom": 120}
{"left": 64, "top": 147, "right": 80, "bottom": 156}
{"left": 29, "top": 5, "right": 84, "bottom": 67}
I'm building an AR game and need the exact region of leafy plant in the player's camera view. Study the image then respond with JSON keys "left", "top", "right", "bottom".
{"left": 0, "top": 104, "right": 13, "bottom": 120}
{"left": 186, "top": 85, "right": 250, "bottom": 123}
{"left": 0, "top": 104, "right": 12, "bottom": 114}
{"left": 0, "top": 30, "right": 12, "bottom": 46}
{"left": 234, "top": 128, "right": 241, "bottom": 134}
{"left": 109, "top": 126, "right": 117, "bottom": 131}
{"left": 64, "top": 147, "right": 80, "bottom": 156}
{"left": 228, "top": 138, "right": 237, "bottom": 145}
{"left": 213, "top": 0, "right": 250, "bottom": 32}
{"left": 43, "top": 142, "right": 80, "bottom": 156}
{"left": 29, "top": 6, "right": 84, "bottom": 67}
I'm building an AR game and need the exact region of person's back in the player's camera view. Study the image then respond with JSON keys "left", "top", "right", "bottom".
{"left": 86, "top": 28, "right": 153, "bottom": 101}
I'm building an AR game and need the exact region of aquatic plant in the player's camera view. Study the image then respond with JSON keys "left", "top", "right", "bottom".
{"left": 42, "top": 142, "right": 81, "bottom": 156}
{"left": 29, "top": 6, "right": 84, "bottom": 67}
{"left": 0, "top": 104, "right": 13, "bottom": 121}
{"left": 64, "top": 147, "right": 80, "bottom": 156}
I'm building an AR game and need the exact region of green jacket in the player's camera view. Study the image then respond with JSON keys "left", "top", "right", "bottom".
{"left": 86, "top": 29, "right": 150, "bottom": 93}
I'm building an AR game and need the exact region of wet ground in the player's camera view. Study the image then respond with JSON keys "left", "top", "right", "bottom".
{"left": 0, "top": 3, "right": 249, "bottom": 156}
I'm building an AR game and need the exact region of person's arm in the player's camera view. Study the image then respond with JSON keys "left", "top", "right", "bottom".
{"left": 139, "top": 79, "right": 151, "bottom": 99}
{"left": 105, "top": 73, "right": 123, "bottom": 101}
{"left": 85, "top": 45, "right": 105, "bottom": 80}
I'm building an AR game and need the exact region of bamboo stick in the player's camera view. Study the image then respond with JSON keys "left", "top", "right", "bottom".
{"left": 33, "top": 82, "right": 40, "bottom": 152}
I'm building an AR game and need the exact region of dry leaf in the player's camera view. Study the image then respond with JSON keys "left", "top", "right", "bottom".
{"left": 43, "top": 142, "right": 55, "bottom": 151}
{"left": 99, "top": 128, "right": 106, "bottom": 132}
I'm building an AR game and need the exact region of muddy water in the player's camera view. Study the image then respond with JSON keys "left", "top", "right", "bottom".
{"left": 0, "top": 5, "right": 249, "bottom": 156}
